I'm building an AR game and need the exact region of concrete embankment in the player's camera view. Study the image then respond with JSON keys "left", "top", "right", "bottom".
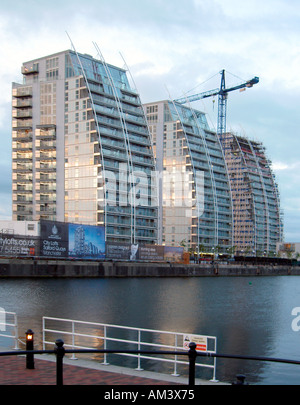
{"left": 0, "top": 257, "right": 299, "bottom": 277}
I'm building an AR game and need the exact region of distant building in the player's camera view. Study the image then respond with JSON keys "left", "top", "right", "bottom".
{"left": 223, "top": 132, "right": 283, "bottom": 255}
{"left": 276, "top": 242, "right": 300, "bottom": 260}
{"left": 144, "top": 100, "right": 233, "bottom": 255}
{"left": 0, "top": 220, "right": 39, "bottom": 237}
{"left": 12, "top": 50, "right": 158, "bottom": 245}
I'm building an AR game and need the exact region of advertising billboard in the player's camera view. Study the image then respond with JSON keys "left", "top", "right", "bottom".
{"left": 0, "top": 234, "right": 39, "bottom": 257}
{"left": 40, "top": 220, "right": 69, "bottom": 258}
{"left": 68, "top": 224, "right": 105, "bottom": 259}
{"left": 38, "top": 220, "right": 183, "bottom": 263}
{"left": 106, "top": 243, "right": 171, "bottom": 262}
{"left": 139, "top": 245, "right": 165, "bottom": 261}
{"left": 164, "top": 246, "right": 184, "bottom": 262}
{"left": 105, "top": 242, "right": 133, "bottom": 260}
{"left": 105, "top": 243, "right": 141, "bottom": 260}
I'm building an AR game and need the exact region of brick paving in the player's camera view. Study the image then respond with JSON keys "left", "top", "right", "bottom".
{"left": 0, "top": 355, "right": 182, "bottom": 385}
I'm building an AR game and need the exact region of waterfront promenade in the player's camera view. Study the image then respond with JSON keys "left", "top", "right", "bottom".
{"left": 0, "top": 350, "right": 224, "bottom": 385}
{"left": 0, "top": 257, "right": 299, "bottom": 278}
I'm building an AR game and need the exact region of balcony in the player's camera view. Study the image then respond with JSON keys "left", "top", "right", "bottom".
{"left": 39, "top": 162, "right": 56, "bottom": 171}
{"left": 14, "top": 174, "right": 33, "bottom": 183}
{"left": 12, "top": 109, "right": 32, "bottom": 119}
{"left": 12, "top": 87, "right": 32, "bottom": 98}
{"left": 12, "top": 99, "right": 32, "bottom": 108}
{"left": 14, "top": 206, "right": 33, "bottom": 215}
{"left": 21, "top": 64, "right": 39, "bottom": 75}
{"left": 12, "top": 119, "right": 32, "bottom": 129}
{"left": 12, "top": 130, "right": 32, "bottom": 141}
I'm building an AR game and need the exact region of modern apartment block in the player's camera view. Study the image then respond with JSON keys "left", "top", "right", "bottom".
{"left": 12, "top": 50, "right": 158, "bottom": 245}
{"left": 144, "top": 100, "right": 233, "bottom": 255}
{"left": 223, "top": 132, "right": 283, "bottom": 255}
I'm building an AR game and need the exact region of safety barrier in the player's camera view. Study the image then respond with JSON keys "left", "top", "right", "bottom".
{"left": 0, "top": 310, "right": 19, "bottom": 349}
{"left": 42, "top": 316, "right": 217, "bottom": 381}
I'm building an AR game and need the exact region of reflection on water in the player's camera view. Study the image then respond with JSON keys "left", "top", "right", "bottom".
{"left": 1, "top": 276, "right": 300, "bottom": 384}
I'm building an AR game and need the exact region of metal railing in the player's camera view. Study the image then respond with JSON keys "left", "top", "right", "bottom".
{"left": 2, "top": 338, "right": 300, "bottom": 385}
{"left": 0, "top": 311, "right": 19, "bottom": 350}
{"left": 42, "top": 316, "right": 217, "bottom": 380}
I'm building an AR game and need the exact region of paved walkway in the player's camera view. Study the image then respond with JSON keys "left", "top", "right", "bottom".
{"left": 0, "top": 355, "right": 183, "bottom": 385}
{"left": 0, "top": 352, "right": 227, "bottom": 386}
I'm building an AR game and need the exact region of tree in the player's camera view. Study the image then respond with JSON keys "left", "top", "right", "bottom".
{"left": 180, "top": 239, "right": 187, "bottom": 251}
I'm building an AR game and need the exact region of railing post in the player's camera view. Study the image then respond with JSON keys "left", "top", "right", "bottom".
{"left": 42, "top": 317, "right": 45, "bottom": 351}
{"left": 71, "top": 321, "right": 77, "bottom": 360}
{"left": 14, "top": 313, "right": 19, "bottom": 350}
{"left": 102, "top": 325, "right": 109, "bottom": 365}
{"left": 188, "top": 342, "right": 197, "bottom": 386}
{"left": 172, "top": 334, "right": 180, "bottom": 377}
{"left": 55, "top": 339, "right": 65, "bottom": 386}
{"left": 135, "top": 330, "right": 143, "bottom": 371}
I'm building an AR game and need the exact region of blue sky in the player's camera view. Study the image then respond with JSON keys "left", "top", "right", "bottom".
{"left": 1, "top": 0, "right": 299, "bottom": 241}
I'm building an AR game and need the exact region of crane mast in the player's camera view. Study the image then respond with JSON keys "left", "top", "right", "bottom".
{"left": 174, "top": 69, "right": 259, "bottom": 145}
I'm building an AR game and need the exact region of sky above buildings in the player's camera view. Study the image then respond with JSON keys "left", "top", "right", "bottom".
{"left": 0, "top": 0, "right": 299, "bottom": 241}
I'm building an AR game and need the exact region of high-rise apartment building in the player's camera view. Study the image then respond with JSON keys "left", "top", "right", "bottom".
{"left": 12, "top": 50, "right": 158, "bottom": 245}
{"left": 144, "top": 100, "right": 233, "bottom": 255}
{"left": 223, "top": 132, "right": 283, "bottom": 255}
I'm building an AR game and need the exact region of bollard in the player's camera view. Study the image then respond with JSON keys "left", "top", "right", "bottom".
{"left": 232, "top": 374, "right": 247, "bottom": 385}
{"left": 25, "top": 329, "right": 34, "bottom": 369}
{"left": 188, "top": 342, "right": 197, "bottom": 386}
{"left": 55, "top": 339, "right": 65, "bottom": 386}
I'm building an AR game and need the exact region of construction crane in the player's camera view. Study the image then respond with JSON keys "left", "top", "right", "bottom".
{"left": 174, "top": 69, "right": 259, "bottom": 145}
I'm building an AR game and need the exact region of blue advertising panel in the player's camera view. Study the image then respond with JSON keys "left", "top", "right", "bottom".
{"left": 68, "top": 224, "right": 105, "bottom": 259}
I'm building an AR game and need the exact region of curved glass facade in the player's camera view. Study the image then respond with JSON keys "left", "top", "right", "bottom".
{"left": 12, "top": 50, "right": 158, "bottom": 245}
{"left": 223, "top": 132, "right": 283, "bottom": 255}
{"left": 65, "top": 51, "right": 158, "bottom": 244}
{"left": 144, "top": 100, "right": 233, "bottom": 255}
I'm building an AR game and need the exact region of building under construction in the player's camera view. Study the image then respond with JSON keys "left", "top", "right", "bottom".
{"left": 144, "top": 100, "right": 233, "bottom": 255}
{"left": 223, "top": 132, "right": 283, "bottom": 255}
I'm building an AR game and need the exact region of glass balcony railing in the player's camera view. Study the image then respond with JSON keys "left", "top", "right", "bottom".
{"left": 21, "top": 64, "right": 39, "bottom": 75}
{"left": 12, "top": 86, "right": 32, "bottom": 97}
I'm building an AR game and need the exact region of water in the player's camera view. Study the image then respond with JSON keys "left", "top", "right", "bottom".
{"left": 1, "top": 275, "right": 300, "bottom": 384}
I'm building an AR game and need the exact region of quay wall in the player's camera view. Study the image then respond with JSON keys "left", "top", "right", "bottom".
{"left": 0, "top": 258, "right": 300, "bottom": 278}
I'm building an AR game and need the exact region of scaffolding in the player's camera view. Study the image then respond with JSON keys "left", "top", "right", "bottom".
{"left": 223, "top": 132, "right": 282, "bottom": 255}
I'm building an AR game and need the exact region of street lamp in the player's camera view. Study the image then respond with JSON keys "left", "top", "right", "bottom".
{"left": 25, "top": 329, "right": 34, "bottom": 369}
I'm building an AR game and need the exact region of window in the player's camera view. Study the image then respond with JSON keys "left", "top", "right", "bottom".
{"left": 147, "top": 105, "right": 158, "bottom": 114}
{"left": 46, "top": 69, "right": 58, "bottom": 80}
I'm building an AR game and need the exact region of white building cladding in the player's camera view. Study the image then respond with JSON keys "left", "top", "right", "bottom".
{"left": 12, "top": 50, "right": 158, "bottom": 245}
{"left": 144, "top": 100, "right": 233, "bottom": 255}
{"left": 223, "top": 133, "right": 283, "bottom": 255}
